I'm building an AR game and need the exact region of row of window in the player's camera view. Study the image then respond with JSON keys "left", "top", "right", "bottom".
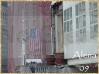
{"left": 2, "top": 29, "right": 8, "bottom": 35}
{"left": 64, "top": 7, "right": 72, "bottom": 21}
{"left": 2, "top": 11, "right": 8, "bottom": 16}
{"left": 2, "top": 8, "right": 8, "bottom": 25}
{"left": 64, "top": 2, "right": 98, "bottom": 44}
{"left": 89, "top": 2, "right": 98, "bottom": 10}
{"left": 2, "top": 20, "right": 8, "bottom": 26}
{"left": 64, "top": 7, "right": 73, "bottom": 44}
{"left": 89, "top": 2, "right": 98, "bottom": 39}
{"left": 90, "top": 9, "right": 98, "bottom": 24}
{"left": 76, "top": 15, "right": 86, "bottom": 29}
{"left": 2, "top": 15, "right": 8, "bottom": 20}
{"left": 2, "top": 7, "right": 7, "bottom": 15}
{"left": 76, "top": 2, "right": 86, "bottom": 42}
{"left": 75, "top": 2, "right": 85, "bottom": 16}
{"left": 64, "top": 20, "right": 72, "bottom": 32}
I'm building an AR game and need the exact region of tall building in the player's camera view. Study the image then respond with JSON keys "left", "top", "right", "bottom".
{"left": 8, "top": 2, "right": 24, "bottom": 72}
{"left": 24, "top": 2, "right": 52, "bottom": 60}
{"left": 7, "top": 2, "right": 52, "bottom": 72}
{"left": 2, "top": 2, "right": 8, "bottom": 72}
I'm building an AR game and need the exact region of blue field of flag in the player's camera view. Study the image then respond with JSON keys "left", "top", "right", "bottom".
{"left": 30, "top": 28, "right": 36, "bottom": 38}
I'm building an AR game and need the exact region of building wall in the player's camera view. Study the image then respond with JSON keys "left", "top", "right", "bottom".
{"left": 8, "top": 2, "right": 25, "bottom": 72}
{"left": 55, "top": 14, "right": 63, "bottom": 53}
{"left": 2, "top": 2, "right": 8, "bottom": 72}
{"left": 25, "top": 2, "right": 52, "bottom": 60}
{"left": 63, "top": 2, "right": 98, "bottom": 65}
{"left": 39, "top": 2, "right": 52, "bottom": 55}
{"left": 25, "top": 2, "right": 44, "bottom": 59}
{"left": 7, "top": 2, "right": 52, "bottom": 72}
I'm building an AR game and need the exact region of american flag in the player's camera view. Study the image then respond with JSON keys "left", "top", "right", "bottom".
{"left": 26, "top": 2, "right": 51, "bottom": 60}
{"left": 27, "top": 2, "right": 39, "bottom": 59}
{"left": 7, "top": 2, "right": 51, "bottom": 72}
{"left": 28, "top": 27, "right": 42, "bottom": 59}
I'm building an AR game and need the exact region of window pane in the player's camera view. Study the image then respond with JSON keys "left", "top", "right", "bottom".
{"left": 90, "top": 26, "right": 94, "bottom": 38}
{"left": 82, "top": 2, "right": 85, "bottom": 12}
{"left": 76, "top": 30, "right": 79, "bottom": 42}
{"left": 93, "top": 2, "right": 98, "bottom": 9}
{"left": 94, "top": 9, "right": 98, "bottom": 23}
{"left": 76, "top": 18, "right": 79, "bottom": 29}
{"left": 76, "top": 5, "right": 78, "bottom": 16}
{"left": 89, "top": 2, "right": 92, "bottom": 10}
{"left": 64, "top": 10, "right": 66, "bottom": 21}
{"left": 94, "top": 24, "right": 98, "bottom": 33}
{"left": 70, "top": 20, "right": 72, "bottom": 31}
{"left": 80, "top": 29, "right": 82, "bottom": 34}
{"left": 79, "top": 16, "right": 82, "bottom": 28}
{"left": 81, "top": 16, "right": 83, "bottom": 27}
{"left": 90, "top": 12, "right": 92, "bottom": 24}
{"left": 64, "top": 22, "right": 66, "bottom": 32}
{"left": 66, "top": 10, "right": 67, "bottom": 20}
{"left": 67, "top": 9, "right": 69, "bottom": 20}
{"left": 67, "top": 21, "right": 69, "bottom": 32}
{"left": 83, "top": 28, "right": 86, "bottom": 39}
{"left": 70, "top": 7, "right": 72, "bottom": 19}
{"left": 83, "top": 15, "right": 86, "bottom": 27}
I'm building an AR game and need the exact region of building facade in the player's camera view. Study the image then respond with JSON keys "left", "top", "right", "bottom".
{"left": 63, "top": 2, "right": 98, "bottom": 65}
{"left": 25, "top": 2, "right": 52, "bottom": 60}
{"left": 50, "top": 1, "right": 98, "bottom": 72}
{"left": 8, "top": 2, "right": 24, "bottom": 72}
{"left": 2, "top": 2, "right": 8, "bottom": 72}
{"left": 7, "top": 2, "right": 52, "bottom": 72}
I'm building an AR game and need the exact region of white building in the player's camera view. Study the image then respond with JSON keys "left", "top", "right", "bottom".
{"left": 63, "top": 1, "right": 98, "bottom": 65}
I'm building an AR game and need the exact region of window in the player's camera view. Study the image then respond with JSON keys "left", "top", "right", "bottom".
{"left": 75, "top": 2, "right": 86, "bottom": 42}
{"left": 64, "top": 10, "right": 66, "bottom": 21}
{"left": 64, "top": 22, "right": 66, "bottom": 32}
{"left": 89, "top": 2, "right": 98, "bottom": 39}
{"left": 64, "top": 7, "right": 73, "bottom": 44}
{"left": 76, "top": 2, "right": 85, "bottom": 16}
